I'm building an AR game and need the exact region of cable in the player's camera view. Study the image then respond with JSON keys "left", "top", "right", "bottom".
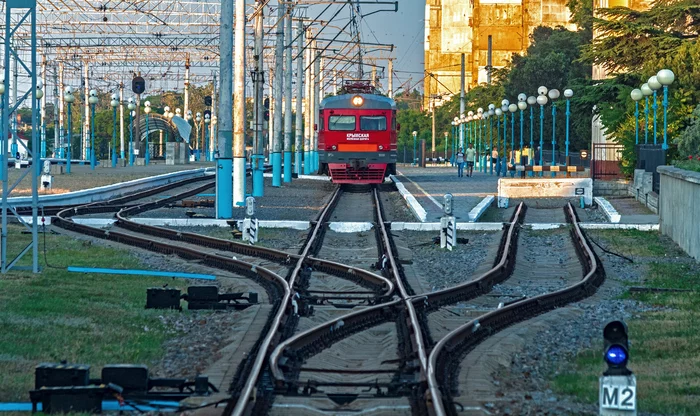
{"left": 588, "top": 236, "right": 634, "bottom": 263}
{"left": 41, "top": 207, "right": 65, "bottom": 270}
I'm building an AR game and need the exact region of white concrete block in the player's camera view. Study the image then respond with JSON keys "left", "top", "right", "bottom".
{"left": 594, "top": 196, "right": 621, "bottom": 223}
{"left": 390, "top": 175, "right": 427, "bottom": 222}
{"left": 468, "top": 195, "right": 494, "bottom": 221}
{"left": 498, "top": 178, "right": 593, "bottom": 206}
{"left": 329, "top": 222, "right": 374, "bottom": 233}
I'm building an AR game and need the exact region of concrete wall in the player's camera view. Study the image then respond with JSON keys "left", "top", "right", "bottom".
{"left": 498, "top": 177, "right": 592, "bottom": 207}
{"left": 658, "top": 166, "right": 700, "bottom": 261}
{"left": 628, "top": 169, "right": 658, "bottom": 213}
{"left": 593, "top": 179, "right": 629, "bottom": 197}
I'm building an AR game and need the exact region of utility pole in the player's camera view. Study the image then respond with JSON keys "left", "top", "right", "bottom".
{"left": 313, "top": 47, "right": 320, "bottom": 172}
{"left": 210, "top": 73, "right": 217, "bottom": 160}
{"left": 252, "top": 2, "right": 265, "bottom": 196}
{"left": 53, "top": 69, "right": 59, "bottom": 157}
{"left": 40, "top": 57, "right": 46, "bottom": 158}
{"left": 388, "top": 59, "right": 393, "bottom": 98}
{"left": 217, "top": 0, "right": 235, "bottom": 217}
{"left": 184, "top": 54, "right": 190, "bottom": 124}
{"left": 272, "top": 2, "right": 285, "bottom": 187}
{"left": 83, "top": 60, "right": 89, "bottom": 160}
{"left": 283, "top": 5, "right": 293, "bottom": 183}
{"left": 119, "top": 83, "right": 125, "bottom": 159}
{"left": 295, "top": 20, "right": 304, "bottom": 176}
{"left": 304, "top": 27, "right": 312, "bottom": 175}
{"left": 487, "top": 35, "right": 493, "bottom": 85}
{"left": 460, "top": 53, "right": 466, "bottom": 148}
{"left": 58, "top": 62, "right": 64, "bottom": 159}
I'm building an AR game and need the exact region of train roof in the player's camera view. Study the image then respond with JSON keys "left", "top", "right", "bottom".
{"left": 320, "top": 93, "right": 397, "bottom": 111}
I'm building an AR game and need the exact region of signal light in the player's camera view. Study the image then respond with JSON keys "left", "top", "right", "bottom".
{"left": 264, "top": 97, "right": 270, "bottom": 109}
{"left": 204, "top": 96, "right": 212, "bottom": 106}
{"left": 132, "top": 76, "right": 146, "bottom": 94}
{"left": 264, "top": 110, "right": 270, "bottom": 121}
{"left": 603, "top": 320, "right": 631, "bottom": 376}
{"left": 351, "top": 95, "right": 364, "bottom": 107}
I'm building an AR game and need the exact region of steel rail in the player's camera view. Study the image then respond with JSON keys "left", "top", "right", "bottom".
{"left": 426, "top": 203, "right": 605, "bottom": 416}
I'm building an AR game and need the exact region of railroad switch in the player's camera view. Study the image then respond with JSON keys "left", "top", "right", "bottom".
{"left": 181, "top": 198, "right": 215, "bottom": 208}
{"left": 30, "top": 362, "right": 217, "bottom": 413}
{"left": 145, "top": 286, "right": 259, "bottom": 311}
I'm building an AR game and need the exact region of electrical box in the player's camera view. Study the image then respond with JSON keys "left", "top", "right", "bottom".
{"left": 101, "top": 364, "right": 149, "bottom": 393}
{"left": 35, "top": 363, "right": 90, "bottom": 389}
{"left": 187, "top": 285, "right": 220, "bottom": 302}
{"left": 146, "top": 288, "right": 181, "bottom": 310}
{"left": 31, "top": 385, "right": 104, "bottom": 414}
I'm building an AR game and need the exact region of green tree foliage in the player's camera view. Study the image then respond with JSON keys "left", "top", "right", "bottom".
{"left": 677, "top": 105, "right": 700, "bottom": 156}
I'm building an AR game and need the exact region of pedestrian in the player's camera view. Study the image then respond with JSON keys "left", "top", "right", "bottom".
{"left": 455, "top": 147, "right": 465, "bottom": 177}
{"left": 465, "top": 143, "right": 476, "bottom": 177}
{"left": 491, "top": 146, "right": 498, "bottom": 172}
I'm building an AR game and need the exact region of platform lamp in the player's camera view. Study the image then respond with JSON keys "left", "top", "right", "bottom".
{"left": 563, "top": 89, "right": 574, "bottom": 169}
{"left": 195, "top": 112, "right": 202, "bottom": 161}
{"left": 211, "top": 115, "right": 218, "bottom": 159}
{"left": 452, "top": 118, "right": 458, "bottom": 165}
{"left": 640, "top": 83, "right": 653, "bottom": 144}
{"left": 88, "top": 89, "right": 98, "bottom": 170}
{"left": 630, "top": 88, "right": 643, "bottom": 145}
{"left": 548, "top": 88, "right": 560, "bottom": 177}
{"left": 467, "top": 110, "right": 474, "bottom": 145}
{"left": 64, "top": 86, "right": 75, "bottom": 174}
{"left": 127, "top": 98, "right": 136, "bottom": 166}
{"left": 443, "top": 131, "right": 449, "bottom": 163}
{"left": 500, "top": 100, "right": 508, "bottom": 177}
{"left": 477, "top": 108, "right": 484, "bottom": 172}
{"left": 412, "top": 130, "right": 417, "bottom": 166}
{"left": 163, "top": 106, "right": 171, "bottom": 143}
{"left": 495, "top": 107, "right": 503, "bottom": 177}
{"left": 144, "top": 101, "right": 151, "bottom": 165}
{"left": 109, "top": 94, "right": 119, "bottom": 167}
{"left": 536, "top": 86, "right": 549, "bottom": 177}
{"left": 527, "top": 96, "right": 537, "bottom": 175}
{"left": 488, "top": 104, "right": 495, "bottom": 175}
{"left": 517, "top": 94, "right": 528, "bottom": 172}
{"left": 648, "top": 75, "right": 662, "bottom": 145}
{"left": 657, "top": 69, "right": 675, "bottom": 150}
{"left": 204, "top": 113, "right": 211, "bottom": 161}
{"left": 508, "top": 103, "right": 517, "bottom": 177}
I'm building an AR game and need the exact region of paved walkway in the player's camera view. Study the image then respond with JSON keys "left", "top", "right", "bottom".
{"left": 395, "top": 166, "right": 499, "bottom": 222}
{"left": 607, "top": 197, "right": 659, "bottom": 224}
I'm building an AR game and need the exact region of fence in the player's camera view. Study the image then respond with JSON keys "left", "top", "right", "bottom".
{"left": 591, "top": 143, "right": 624, "bottom": 180}
{"left": 636, "top": 144, "right": 667, "bottom": 194}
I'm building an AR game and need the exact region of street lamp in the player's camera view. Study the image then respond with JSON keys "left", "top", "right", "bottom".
{"left": 37, "top": 82, "right": 45, "bottom": 159}
{"left": 477, "top": 108, "right": 484, "bottom": 171}
{"left": 211, "top": 115, "right": 218, "bottom": 158}
{"left": 501, "top": 100, "right": 509, "bottom": 177}
{"left": 163, "top": 106, "right": 171, "bottom": 144}
{"left": 412, "top": 130, "right": 417, "bottom": 166}
{"left": 88, "top": 89, "right": 98, "bottom": 170}
{"left": 630, "top": 89, "right": 643, "bottom": 145}
{"left": 526, "top": 96, "right": 537, "bottom": 175}
{"left": 205, "top": 113, "right": 211, "bottom": 161}
{"left": 488, "top": 104, "right": 495, "bottom": 175}
{"left": 517, "top": 95, "right": 528, "bottom": 173}
{"left": 537, "top": 86, "right": 549, "bottom": 176}
{"left": 110, "top": 94, "right": 119, "bottom": 167}
{"left": 467, "top": 110, "right": 474, "bottom": 146}
{"left": 144, "top": 100, "right": 151, "bottom": 165}
{"left": 195, "top": 112, "right": 202, "bottom": 161}
{"left": 495, "top": 107, "right": 503, "bottom": 177}
{"left": 508, "top": 103, "right": 517, "bottom": 177}
{"left": 564, "top": 88, "right": 574, "bottom": 167}
{"left": 548, "top": 88, "right": 560, "bottom": 177}
{"left": 648, "top": 75, "right": 662, "bottom": 145}
{"left": 452, "top": 117, "right": 458, "bottom": 165}
{"left": 443, "top": 131, "right": 449, "bottom": 164}
{"left": 64, "top": 86, "right": 75, "bottom": 174}
{"left": 127, "top": 98, "right": 136, "bottom": 166}
{"left": 640, "top": 83, "right": 653, "bottom": 144}
{"left": 657, "top": 69, "right": 675, "bottom": 150}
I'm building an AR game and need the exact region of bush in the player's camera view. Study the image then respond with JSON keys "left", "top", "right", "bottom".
{"left": 676, "top": 105, "right": 700, "bottom": 157}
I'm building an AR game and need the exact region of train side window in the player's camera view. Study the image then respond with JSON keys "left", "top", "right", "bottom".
{"left": 329, "top": 115, "right": 356, "bottom": 131}
{"left": 319, "top": 113, "right": 325, "bottom": 131}
{"left": 360, "top": 116, "right": 386, "bottom": 131}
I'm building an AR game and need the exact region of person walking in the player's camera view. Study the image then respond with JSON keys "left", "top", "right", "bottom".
{"left": 455, "top": 148, "right": 465, "bottom": 177}
{"left": 465, "top": 143, "right": 477, "bottom": 177}
{"left": 491, "top": 146, "right": 499, "bottom": 174}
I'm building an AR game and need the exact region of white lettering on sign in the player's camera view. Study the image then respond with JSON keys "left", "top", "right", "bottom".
{"left": 346, "top": 133, "right": 370, "bottom": 141}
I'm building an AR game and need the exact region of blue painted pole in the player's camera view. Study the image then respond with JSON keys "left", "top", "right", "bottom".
{"left": 529, "top": 106, "right": 534, "bottom": 177}
{"left": 502, "top": 113, "right": 507, "bottom": 177}
{"left": 662, "top": 86, "right": 669, "bottom": 150}
{"left": 66, "top": 103, "right": 72, "bottom": 173}
{"left": 129, "top": 111, "right": 134, "bottom": 166}
{"left": 565, "top": 98, "right": 571, "bottom": 164}
{"left": 644, "top": 96, "right": 649, "bottom": 144}
{"left": 90, "top": 103, "right": 96, "bottom": 169}
{"left": 634, "top": 101, "right": 639, "bottom": 145}
{"left": 510, "top": 112, "right": 515, "bottom": 178}
{"left": 67, "top": 266, "right": 216, "bottom": 280}
{"left": 652, "top": 90, "right": 658, "bottom": 145}
{"left": 112, "top": 106, "right": 117, "bottom": 167}
{"left": 489, "top": 117, "right": 493, "bottom": 175}
{"left": 496, "top": 116, "right": 500, "bottom": 177}
{"left": 519, "top": 109, "right": 524, "bottom": 170}
{"left": 216, "top": 157, "right": 233, "bottom": 218}
{"left": 539, "top": 104, "right": 544, "bottom": 177}
{"left": 551, "top": 102, "right": 557, "bottom": 177}
{"left": 145, "top": 113, "right": 150, "bottom": 165}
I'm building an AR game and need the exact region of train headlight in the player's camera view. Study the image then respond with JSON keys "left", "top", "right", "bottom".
{"left": 378, "top": 145, "right": 384, "bottom": 150}
{"left": 332, "top": 145, "right": 337, "bottom": 150}
{"left": 352, "top": 95, "right": 364, "bottom": 107}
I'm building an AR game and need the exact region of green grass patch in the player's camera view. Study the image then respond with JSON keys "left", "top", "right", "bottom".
{"left": 552, "top": 256, "right": 700, "bottom": 414}
{"left": 0, "top": 226, "right": 185, "bottom": 401}
{"left": 587, "top": 229, "right": 685, "bottom": 258}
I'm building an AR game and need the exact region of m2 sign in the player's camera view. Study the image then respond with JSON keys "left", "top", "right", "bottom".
{"left": 346, "top": 133, "right": 369, "bottom": 141}
{"left": 601, "top": 383, "right": 636, "bottom": 411}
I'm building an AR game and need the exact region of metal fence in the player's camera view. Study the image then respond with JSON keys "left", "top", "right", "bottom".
{"left": 591, "top": 143, "right": 624, "bottom": 180}
{"left": 636, "top": 144, "right": 667, "bottom": 194}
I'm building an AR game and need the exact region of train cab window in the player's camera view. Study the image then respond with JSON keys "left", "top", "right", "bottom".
{"left": 360, "top": 116, "right": 387, "bottom": 131}
{"left": 329, "top": 115, "right": 356, "bottom": 131}
{"left": 318, "top": 114, "right": 325, "bottom": 131}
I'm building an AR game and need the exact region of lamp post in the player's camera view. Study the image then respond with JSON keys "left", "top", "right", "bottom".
{"left": 501, "top": 100, "right": 509, "bottom": 177}
{"left": 211, "top": 115, "right": 218, "bottom": 159}
{"left": 648, "top": 76, "right": 661, "bottom": 145}
{"left": 110, "top": 94, "right": 119, "bottom": 167}
{"left": 467, "top": 111, "right": 474, "bottom": 146}
{"left": 127, "top": 98, "right": 136, "bottom": 166}
{"left": 657, "top": 69, "right": 675, "bottom": 150}
{"left": 495, "top": 108, "right": 503, "bottom": 177}
{"left": 144, "top": 101, "right": 152, "bottom": 165}
{"left": 508, "top": 103, "right": 517, "bottom": 177}
{"left": 527, "top": 96, "right": 536, "bottom": 176}
{"left": 163, "top": 106, "right": 170, "bottom": 144}
{"left": 548, "top": 88, "right": 560, "bottom": 177}
{"left": 412, "top": 131, "right": 417, "bottom": 166}
{"left": 452, "top": 118, "right": 458, "bottom": 165}
{"left": 205, "top": 113, "right": 211, "bottom": 161}
{"left": 640, "top": 83, "right": 652, "bottom": 144}
{"left": 444, "top": 131, "right": 448, "bottom": 163}
{"left": 537, "top": 86, "right": 548, "bottom": 177}
{"left": 195, "top": 112, "right": 202, "bottom": 161}
{"left": 64, "top": 87, "right": 74, "bottom": 174}
{"left": 630, "top": 89, "right": 643, "bottom": 145}
{"left": 88, "top": 89, "right": 98, "bottom": 170}
{"left": 477, "top": 108, "right": 484, "bottom": 172}
{"left": 564, "top": 89, "right": 574, "bottom": 167}
{"left": 517, "top": 95, "right": 527, "bottom": 174}
{"left": 488, "top": 104, "right": 495, "bottom": 175}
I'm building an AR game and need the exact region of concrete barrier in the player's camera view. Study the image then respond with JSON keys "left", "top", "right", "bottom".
{"left": 594, "top": 196, "right": 621, "bottom": 223}
{"left": 497, "top": 178, "right": 592, "bottom": 208}
{"left": 658, "top": 166, "right": 700, "bottom": 261}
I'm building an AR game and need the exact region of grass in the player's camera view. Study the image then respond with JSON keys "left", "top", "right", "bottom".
{"left": 673, "top": 159, "right": 700, "bottom": 173}
{"left": 551, "top": 231, "right": 700, "bottom": 415}
{"left": 586, "top": 229, "right": 686, "bottom": 258}
{"left": 0, "top": 225, "right": 185, "bottom": 401}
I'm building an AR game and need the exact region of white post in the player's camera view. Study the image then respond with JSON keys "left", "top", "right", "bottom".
{"left": 119, "top": 83, "right": 125, "bottom": 159}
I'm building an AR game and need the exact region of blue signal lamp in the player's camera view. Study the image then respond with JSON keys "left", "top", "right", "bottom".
{"left": 603, "top": 320, "right": 632, "bottom": 376}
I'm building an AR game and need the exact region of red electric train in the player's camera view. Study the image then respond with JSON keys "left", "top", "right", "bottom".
{"left": 318, "top": 81, "right": 398, "bottom": 184}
